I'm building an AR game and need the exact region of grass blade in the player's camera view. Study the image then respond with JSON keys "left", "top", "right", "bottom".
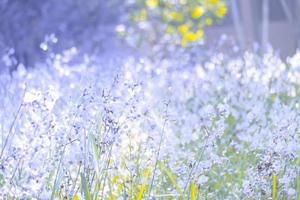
{"left": 81, "top": 173, "right": 92, "bottom": 200}
{"left": 190, "top": 181, "right": 197, "bottom": 200}
{"left": 272, "top": 173, "right": 277, "bottom": 200}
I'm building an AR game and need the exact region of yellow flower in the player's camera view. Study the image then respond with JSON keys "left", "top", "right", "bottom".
{"left": 185, "top": 32, "right": 198, "bottom": 42}
{"left": 205, "top": 17, "right": 213, "bottom": 26}
{"left": 169, "top": 12, "right": 184, "bottom": 22}
{"left": 183, "top": 29, "right": 204, "bottom": 43}
{"left": 208, "top": 0, "right": 219, "bottom": 4}
{"left": 178, "top": 24, "right": 189, "bottom": 35}
{"left": 216, "top": 5, "right": 227, "bottom": 18}
{"left": 181, "top": 32, "right": 196, "bottom": 47}
{"left": 191, "top": 6, "right": 205, "bottom": 19}
{"left": 146, "top": 0, "right": 159, "bottom": 8}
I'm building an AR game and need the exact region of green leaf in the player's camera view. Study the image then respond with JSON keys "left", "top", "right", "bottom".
{"left": 81, "top": 173, "right": 92, "bottom": 200}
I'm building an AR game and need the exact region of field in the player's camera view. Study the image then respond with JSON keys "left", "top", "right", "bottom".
{"left": 0, "top": 49, "right": 300, "bottom": 199}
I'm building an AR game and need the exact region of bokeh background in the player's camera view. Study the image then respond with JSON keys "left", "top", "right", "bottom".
{"left": 0, "top": 0, "right": 299, "bottom": 71}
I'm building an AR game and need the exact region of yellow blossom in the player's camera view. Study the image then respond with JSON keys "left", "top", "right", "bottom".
{"left": 185, "top": 32, "right": 198, "bottom": 42}
{"left": 191, "top": 6, "right": 205, "bottom": 19}
{"left": 181, "top": 29, "right": 204, "bottom": 45}
{"left": 209, "top": 0, "right": 219, "bottom": 4}
{"left": 169, "top": 12, "right": 184, "bottom": 22}
{"left": 216, "top": 5, "right": 227, "bottom": 18}
{"left": 181, "top": 32, "right": 195, "bottom": 47}
{"left": 146, "top": 0, "right": 158, "bottom": 8}
{"left": 178, "top": 24, "right": 189, "bottom": 35}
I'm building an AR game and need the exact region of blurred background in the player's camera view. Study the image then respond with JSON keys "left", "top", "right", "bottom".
{"left": 206, "top": 0, "right": 300, "bottom": 57}
{"left": 0, "top": 0, "right": 299, "bottom": 73}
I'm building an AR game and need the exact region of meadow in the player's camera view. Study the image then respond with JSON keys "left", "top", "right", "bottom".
{"left": 0, "top": 48, "right": 300, "bottom": 199}
{"left": 1, "top": 0, "right": 300, "bottom": 199}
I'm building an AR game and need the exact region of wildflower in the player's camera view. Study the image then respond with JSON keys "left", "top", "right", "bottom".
{"left": 216, "top": 5, "right": 227, "bottom": 18}
{"left": 1, "top": 44, "right": 300, "bottom": 199}
{"left": 146, "top": 0, "right": 158, "bottom": 9}
{"left": 191, "top": 6, "right": 205, "bottom": 19}
{"left": 169, "top": 11, "right": 184, "bottom": 22}
{"left": 208, "top": 0, "right": 219, "bottom": 5}
{"left": 181, "top": 29, "right": 204, "bottom": 46}
{"left": 178, "top": 24, "right": 189, "bottom": 35}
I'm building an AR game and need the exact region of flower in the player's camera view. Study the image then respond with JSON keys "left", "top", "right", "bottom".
{"left": 208, "top": 0, "right": 219, "bottom": 5}
{"left": 181, "top": 29, "right": 204, "bottom": 46}
{"left": 169, "top": 11, "right": 184, "bottom": 22}
{"left": 216, "top": 5, "right": 227, "bottom": 18}
{"left": 178, "top": 24, "right": 189, "bottom": 35}
{"left": 146, "top": 0, "right": 158, "bottom": 9}
{"left": 191, "top": 6, "right": 205, "bottom": 19}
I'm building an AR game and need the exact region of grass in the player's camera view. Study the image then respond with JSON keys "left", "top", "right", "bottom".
{"left": 1, "top": 52, "right": 300, "bottom": 200}
{"left": 43, "top": 115, "right": 300, "bottom": 200}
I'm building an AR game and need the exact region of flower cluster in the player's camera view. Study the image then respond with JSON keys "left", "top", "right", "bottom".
{"left": 118, "top": 0, "right": 227, "bottom": 47}
{"left": 0, "top": 48, "right": 300, "bottom": 199}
